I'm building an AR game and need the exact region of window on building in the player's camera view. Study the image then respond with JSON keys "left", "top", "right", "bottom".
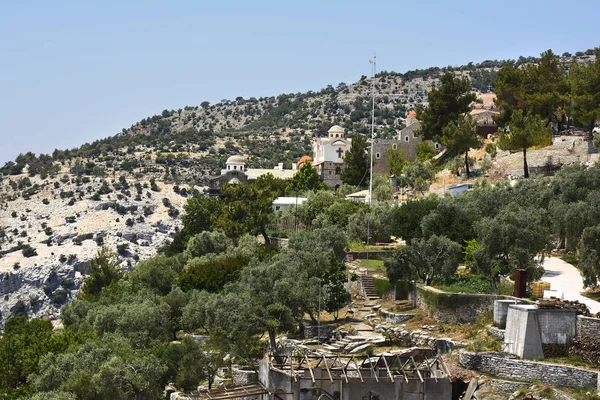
{"left": 328, "top": 171, "right": 332, "bottom": 175}
{"left": 392, "top": 144, "right": 397, "bottom": 150}
{"left": 405, "top": 136, "right": 409, "bottom": 142}
{"left": 376, "top": 152, "right": 381, "bottom": 159}
{"left": 435, "top": 143, "right": 440, "bottom": 149}
{"left": 233, "top": 165, "right": 237, "bottom": 170}
{"left": 335, "top": 167, "right": 341, "bottom": 175}
{"left": 413, "top": 131, "right": 417, "bottom": 138}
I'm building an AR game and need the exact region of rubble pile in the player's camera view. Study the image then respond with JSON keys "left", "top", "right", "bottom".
{"left": 570, "top": 336, "right": 600, "bottom": 368}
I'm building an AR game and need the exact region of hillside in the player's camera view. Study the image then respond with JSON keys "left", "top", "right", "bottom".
{"left": 0, "top": 48, "right": 597, "bottom": 326}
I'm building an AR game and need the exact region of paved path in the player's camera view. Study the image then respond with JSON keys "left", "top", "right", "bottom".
{"left": 542, "top": 257, "right": 600, "bottom": 314}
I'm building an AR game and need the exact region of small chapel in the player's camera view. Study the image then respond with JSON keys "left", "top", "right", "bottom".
{"left": 312, "top": 125, "right": 352, "bottom": 188}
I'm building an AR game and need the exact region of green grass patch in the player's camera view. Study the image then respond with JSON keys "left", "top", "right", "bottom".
{"left": 359, "top": 259, "right": 386, "bottom": 274}
{"left": 582, "top": 290, "right": 600, "bottom": 302}
{"left": 560, "top": 387, "right": 600, "bottom": 400}
{"left": 560, "top": 253, "right": 579, "bottom": 269}
{"left": 432, "top": 274, "right": 513, "bottom": 295}
{"left": 373, "top": 278, "right": 392, "bottom": 297}
{"left": 349, "top": 241, "right": 393, "bottom": 252}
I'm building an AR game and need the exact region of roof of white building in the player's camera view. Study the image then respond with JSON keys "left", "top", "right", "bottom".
{"left": 245, "top": 168, "right": 297, "bottom": 180}
{"left": 273, "top": 197, "right": 308, "bottom": 205}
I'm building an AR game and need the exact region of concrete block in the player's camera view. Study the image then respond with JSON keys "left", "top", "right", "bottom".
{"left": 494, "top": 300, "right": 520, "bottom": 328}
{"left": 504, "top": 305, "right": 543, "bottom": 359}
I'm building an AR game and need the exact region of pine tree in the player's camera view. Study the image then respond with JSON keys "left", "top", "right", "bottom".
{"left": 441, "top": 115, "right": 482, "bottom": 177}
{"left": 417, "top": 73, "right": 477, "bottom": 140}
{"left": 498, "top": 112, "right": 552, "bottom": 178}
{"left": 340, "top": 134, "right": 370, "bottom": 187}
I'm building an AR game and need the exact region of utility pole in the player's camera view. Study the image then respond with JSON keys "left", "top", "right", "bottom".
{"left": 365, "top": 56, "right": 376, "bottom": 275}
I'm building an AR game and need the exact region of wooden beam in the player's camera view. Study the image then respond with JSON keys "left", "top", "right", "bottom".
{"left": 365, "top": 357, "right": 379, "bottom": 382}
{"left": 410, "top": 356, "right": 424, "bottom": 383}
{"left": 351, "top": 356, "right": 364, "bottom": 383}
{"left": 322, "top": 354, "right": 334, "bottom": 383}
{"left": 304, "top": 355, "right": 315, "bottom": 384}
{"left": 381, "top": 355, "right": 395, "bottom": 383}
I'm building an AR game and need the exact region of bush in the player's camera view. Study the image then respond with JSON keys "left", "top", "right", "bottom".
{"left": 432, "top": 274, "right": 513, "bottom": 295}
{"left": 373, "top": 278, "right": 393, "bottom": 297}
{"left": 22, "top": 245, "right": 37, "bottom": 258}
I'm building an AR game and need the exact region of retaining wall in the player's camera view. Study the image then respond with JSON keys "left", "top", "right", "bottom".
{"left": 577, "top": 315, "right": 600, "bottom": 337}
{"left": 378, "top": 308, "right": 414, "bottom": 324}
{"left": 414, "top": 286, "right": 531, "bottom": 324}
{"left": 459, "top": 351, "right": 599, "bottom": 389}
{"left": 345, "top": 251, "right": 393, "bottom": 262}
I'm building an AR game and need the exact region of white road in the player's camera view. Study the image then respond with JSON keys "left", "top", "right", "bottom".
{"left": 541, "top": 257, "right": 600, "bottom": 314}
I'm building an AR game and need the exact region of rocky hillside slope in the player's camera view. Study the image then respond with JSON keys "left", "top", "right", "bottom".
{"left": 0, "top": 49, "right": 597, "bottom": 327}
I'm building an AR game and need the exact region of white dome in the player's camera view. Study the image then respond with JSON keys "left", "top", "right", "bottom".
{"left": 226, "top": 155, "right": 246, "bottom": 164}
{"left": 328, "top": 125, "right": 344, "bottom": 134}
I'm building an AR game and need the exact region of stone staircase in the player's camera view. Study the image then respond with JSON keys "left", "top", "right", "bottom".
{"left": 361, "top": 275, "right": 381, "bottom": 300}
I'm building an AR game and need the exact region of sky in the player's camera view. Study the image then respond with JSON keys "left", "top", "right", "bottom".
{"left": 0, "top": 0, "right": 599, "bottom": 164}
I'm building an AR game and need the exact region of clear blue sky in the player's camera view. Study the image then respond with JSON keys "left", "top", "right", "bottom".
{"left": 1, "top": 0, "right": 599, "bottom": 164}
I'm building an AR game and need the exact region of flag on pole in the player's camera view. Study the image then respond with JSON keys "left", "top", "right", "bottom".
{"left": 369, "top": 60, "right": 373, "bottom": 64}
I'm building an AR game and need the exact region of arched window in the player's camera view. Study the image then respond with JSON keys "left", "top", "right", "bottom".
{"left": 335, "top": 167, "right": 341, "bottom": 175}
{"left": 233, "top": 165, "right": 237, "bottom": 170}
{"left": 435, "top": 143, "right": 440, "bottom": 149}
{"left": 376, "top": 152, "right": 381, "bottom": 159}
{"left": 405, "top": 136, "right": 409, "bottom": 142}
{"left": 392, "top": 144, "right": 397, "bottom": 150}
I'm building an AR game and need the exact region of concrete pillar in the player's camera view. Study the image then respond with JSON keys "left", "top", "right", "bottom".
{"left": 494, "top": 300, "right": 520, "bottom": 328}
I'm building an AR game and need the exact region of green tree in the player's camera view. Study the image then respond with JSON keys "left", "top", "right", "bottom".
{"left": 166, "top": 195, "right": 223, "bottom": 255}
{"left": 473, "top": 205, "right": 549, "bottom": 288}
{"left": 340, "top": 134, "right": 369, "bottom": 187}
{"left": 179, "top": 254, "right": 248, "bottom": 293}
{"left": 128, "top": 255, "right": 177, "bottom": 296}
{"left": 441, "top": 115, "right": 482, "bottom": 177}
{"left": 24, "top": 391, "right": 77, "bottom": 400}
{"left": 404, "top": 160, "right": 436, "bottom": 193}
{"left": 80, "top": 248, "right": 123, "bottom": 300}
{"left": 569, "top": 48, "right": 600, "bottom": 131}
{"left": 372, "top": 175, "right": 394, "bottom": 201}
{"left": 286, "top": 162, "right": 325, "bottom": 194}
{"left": 497, "top": 112, "right": 552, "bottom": 178}
{"left": 390, "top": 195, "right": 440, "bottom": 242}
{"left": 415, "top": 141, "right": 436, "bottom": 161}
{"left": 386, "top": 147, "right": 407, "bottom": 175}
{"left": 216, "top": 174, "right": 285, "bottom": 244}
{"left": 416, "top": 72, "right": 478, "bottom": 140}
{"left": 385, "top": 235, "right": 462, "bottom": 285}
{"left": 185, "top": 231, "right": 233, "bottom": 259}
{"left": 579, "top": 225, "right": 600, "bottom": 287}
{"left": 523, "top": 50, "right": 569, "bottom": 128}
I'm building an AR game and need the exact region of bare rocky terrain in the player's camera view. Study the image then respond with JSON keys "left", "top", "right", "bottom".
{"left": 0, "top": 165, "right": 185, "bottom": 325}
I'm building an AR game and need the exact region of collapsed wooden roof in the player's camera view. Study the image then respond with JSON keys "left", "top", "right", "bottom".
{"left": 267, "top": 352, "right": 452, "bottom": 385}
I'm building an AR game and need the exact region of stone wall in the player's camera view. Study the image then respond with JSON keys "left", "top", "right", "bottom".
{"left": 301, "top": 322, "right": 338, "bottom": 340}
{"left": 378, "top": 308, "right": 414, "bottom": 324}
{"left": 414, "top": 286, "right": 531, "bottom": 324}
{"left": 345, "top": 251, "right": 393, "bottom": 262}
{"left": 486, "top": 325, "right": 505, "bottom": 340}
{"left": 577, "top": 315, "right": 600, "bottom": 338}
{"left": 231, "top": 365, "right": 257, "bottom": 386}
{"left": 459, "top": 351, "right": 599, "bottom": 389}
